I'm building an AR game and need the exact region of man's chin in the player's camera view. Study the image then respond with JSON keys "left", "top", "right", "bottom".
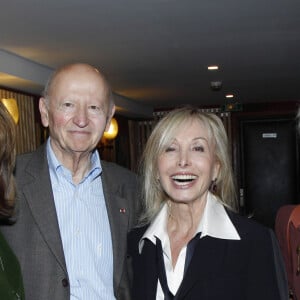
{"left": 66, "top": 144, "right": 93, "bottom": 154}
{"left": 70, "top": 148, "right": 91, "bottom": 154}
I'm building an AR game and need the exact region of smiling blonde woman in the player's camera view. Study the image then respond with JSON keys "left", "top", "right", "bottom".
{"left": 129, "top": 106, "right": 288, "bottom": 300}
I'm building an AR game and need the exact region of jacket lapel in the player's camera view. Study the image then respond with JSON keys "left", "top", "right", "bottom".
{"left": 135, "top": 238, "right": 159, "bottom": 300}
{"left": 101, "top": 162, "right": 130, "bottom": 292}
{"left": 176, "top": 236, "right": 228, "bottom": 299}
{"left": 22, "top": 145, "right": 67, "bottom": 272}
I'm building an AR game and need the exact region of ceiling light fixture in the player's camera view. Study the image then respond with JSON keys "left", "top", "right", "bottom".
{"left": 208, "top": 65, "right": 219, "bottom": 70}
{"left": 222, "top": 94, "right": 242, "bottom": 112}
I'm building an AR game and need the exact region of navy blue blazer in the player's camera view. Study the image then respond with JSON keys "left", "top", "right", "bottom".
{"left": 128, "top": 210, "right": 288, "bottom": 300}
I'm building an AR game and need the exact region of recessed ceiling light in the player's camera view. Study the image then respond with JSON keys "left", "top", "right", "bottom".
{"left": 208, "top": 65, "right": 219, "bottom": 70}
{"left": 226, "top": 94, "right": 234, "bottom": 98}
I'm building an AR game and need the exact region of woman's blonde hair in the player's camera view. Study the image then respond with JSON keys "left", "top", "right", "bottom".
{"left": 0, "top": 102, "right": 16, "bottom": 219}
{"left": 139, "top": 106, "right": 237, "bottom": 224}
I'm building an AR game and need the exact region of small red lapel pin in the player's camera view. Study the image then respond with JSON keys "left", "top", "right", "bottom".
{"left": 119, "top": 208, "right": 126, "bottom": 213}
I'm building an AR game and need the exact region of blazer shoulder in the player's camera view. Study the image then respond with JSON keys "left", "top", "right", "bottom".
{"left": 226, "top": 209, "right": 272, "bottom": 241}
{"left": 101, "top": 160, "right": 138, "bottom": 184}
{"left": 15, "top": 144, "right": 48, "bottom": 183}
{"left": 16, "top": 144, "right": 47, "bottom": 167}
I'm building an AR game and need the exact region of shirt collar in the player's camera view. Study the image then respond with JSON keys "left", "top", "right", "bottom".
{"left": 138, "top": 204, "right": 169, "bottom": 254}
{"left": 199, "top": 192, "right": 240, "bottom": 240}
{"left": 139, "top": 192, "right": 240, "bottom": 254}
{"left": 46, "top": 138, "right": 102, "bottom": 184}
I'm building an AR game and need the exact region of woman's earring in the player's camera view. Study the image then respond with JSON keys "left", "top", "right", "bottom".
{"left": 209, "top": 178, "right": 217, "bottom": 193}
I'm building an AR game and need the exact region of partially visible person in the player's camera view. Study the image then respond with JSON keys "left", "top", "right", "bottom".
{"left": 128, "top": 106, "right": 288, "bottom": 299}
{"left": 274, "top": 105, "right": 300, "bottom": 300}
{"left": 0, "top": 102, "right": 25, "bottom": 299}
{"left": 1, "top": 63, "right": 140, "bottom": 300}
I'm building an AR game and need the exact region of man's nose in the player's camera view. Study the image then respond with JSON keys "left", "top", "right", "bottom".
{"left": 73, "top": 108, "right": 89, "bottom": 127}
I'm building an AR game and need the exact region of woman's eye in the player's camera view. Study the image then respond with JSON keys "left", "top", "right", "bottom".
{"left": 165, "top": 146, "right": 176, "bottom": 152}
{"left": 193, "top": 146, "right": 204, "bottom": 152}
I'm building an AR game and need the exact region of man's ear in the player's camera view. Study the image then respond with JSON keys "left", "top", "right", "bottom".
{"left": 105, "top": 104, "right": 116, "bottom": 132}
{"left": 39, "top": 97, "right": 49, "bottom": 127}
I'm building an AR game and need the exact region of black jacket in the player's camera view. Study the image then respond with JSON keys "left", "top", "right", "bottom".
{"left": 128, "top": 209, "right": 288, "bottom": 300}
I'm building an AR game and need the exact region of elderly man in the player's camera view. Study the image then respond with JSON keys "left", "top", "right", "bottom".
{"left": 2, "top": 63, "right": 140, "bottom": 300}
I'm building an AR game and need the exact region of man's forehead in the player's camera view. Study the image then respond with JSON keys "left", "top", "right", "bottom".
{"left": 49, "top": 69, "right": 106, "bottom": 94}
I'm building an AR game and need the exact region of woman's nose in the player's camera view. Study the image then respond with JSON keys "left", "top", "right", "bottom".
{"left": 177, "top": 150, "right": 190, "bottom": 167}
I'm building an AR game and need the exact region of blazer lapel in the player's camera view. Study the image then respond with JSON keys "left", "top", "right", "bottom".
{"left": 22, "top": 145, "right": 67, "bottom": 272}
{"left": 176, "top": 236, "right": 228, "bottom": 299}
{"left": 134, "top": 238, "right": 159, "bottom": 300}
{"left": 101, "top": 164, "right": 130, "bottom": 292}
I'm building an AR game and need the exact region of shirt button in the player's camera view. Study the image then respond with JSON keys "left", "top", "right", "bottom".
{"left": 62, "top": 278, "right": 69, "bottom": 287}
